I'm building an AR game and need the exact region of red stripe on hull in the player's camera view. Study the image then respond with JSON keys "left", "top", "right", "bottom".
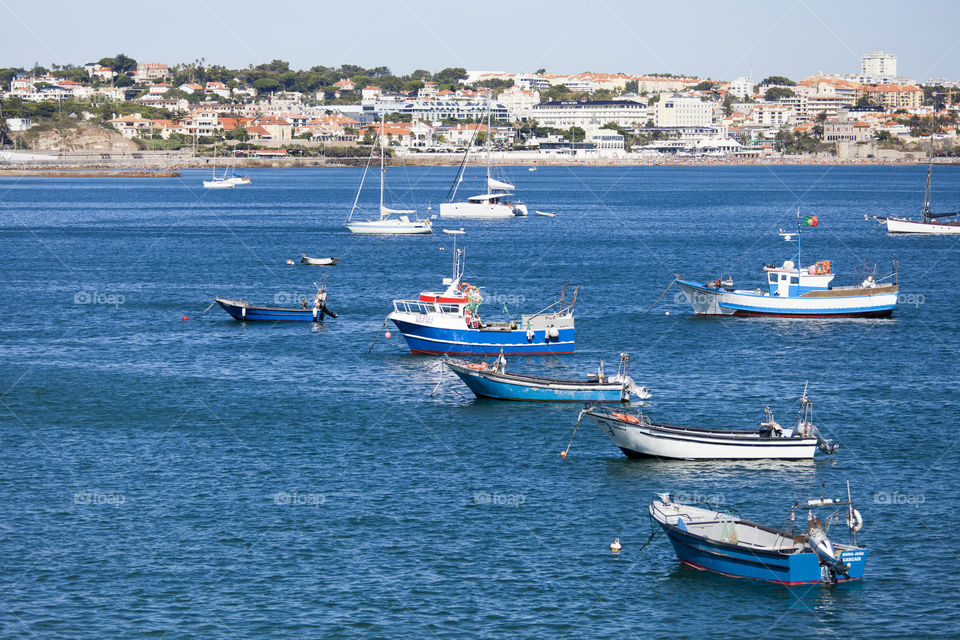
{"left": 409, "top": 349, "right": 574, "bottom": 356}
{"left": 681, "top": 560, "right": 863, "bottom": 585}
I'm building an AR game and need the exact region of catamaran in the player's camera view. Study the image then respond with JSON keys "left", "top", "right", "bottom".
{"left": 866, "top": 111, "right": 960, "bottom": 234}
{"left": 345, "top": 117, "right": 432, "bottom": 235}
{"left": 439, "top": 100, "right": 527, "bottom": 219}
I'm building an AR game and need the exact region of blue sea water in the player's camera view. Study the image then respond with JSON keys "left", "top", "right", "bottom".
{"left": 1, "top": 165, "right": 958, "bottom": 638}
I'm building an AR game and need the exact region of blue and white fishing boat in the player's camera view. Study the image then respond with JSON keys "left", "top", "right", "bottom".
{"left": 677, "top": 212, "right": 898, "bottom": 318}
{"left": 388, "top": 247, "right": 576, "bottom": 355}
{"left": 649, "top": 485, "right": 867, "bottom": 585}
{"left": 445, "top": 353, "right": 649, "bottom": 402}
{"left": 215, "top": 284, "right": 336, "bottom": 322}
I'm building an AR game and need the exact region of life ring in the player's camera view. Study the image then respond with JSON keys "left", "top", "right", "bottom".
{"left": 612, "top": 412, "right": 641, "bottom": 424}
{"left": 846, "top": 508, "right": 863, "bottom": 532}
{"left": 458, "top": 282, "right": 473, "bottom": 291}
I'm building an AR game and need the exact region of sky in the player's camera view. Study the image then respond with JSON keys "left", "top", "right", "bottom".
{"left": 2, "top": 0, "right": 959, "bottom": 82}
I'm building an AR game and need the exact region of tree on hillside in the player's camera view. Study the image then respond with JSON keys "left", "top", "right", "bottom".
{"left": 478, "top": 78, "right": 514, "bottom": 95}
{"left": 760, "top": 75, "right": 796, "bottom": 86}
{"left": 410, "top": 69, "right": 432, "bottom": 81}
{"left": 624, "top": 79, "right": 638, "bottom": 93}
{"left": 535, "top": 68, "right": 546, "bottom": 75}
{"left": 693, "top": 81, "right": 715, "bottom": 91}
{"left": 765, "top": 87, "right": 796, "bottom": 101}
{"left": 434, "top": 67, "right": 467, "bottom": 85}
{"left": 114, "top": 74, "right": 134, "bottom": 87}
{"left": 254, "top": 77, "right": 281, "bottom": 93}
{"left": 856, "top": 96, "right": 876, "bottom": 107}
{"left": 567, "top": 126, "right": 585, "bottom": 142}
{"left": 722, "top": 93, "right": 735, "bottom": 116}
{"left": 543, "top": 84, "right": 573, "bottom": 102}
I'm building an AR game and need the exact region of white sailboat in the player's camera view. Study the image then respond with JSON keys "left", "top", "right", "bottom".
{"left": 867, "top": 111, "right": 960, "bottom": 234}
{"left": 203, "top": 144, "right": 234, "bottom": 189}
{"left": 439, "top": 99, "right": 526, "bottom": 219}
{"left": 345, "top": 117, "right": 432, "bottom": 235}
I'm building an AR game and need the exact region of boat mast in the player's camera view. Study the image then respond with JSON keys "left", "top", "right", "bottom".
{"left": 923, "top": 107, "right": 934, "bottom": 221}
{"left": 796, "top": 206, "right": 802, "bottom": 269}
{"left": 486, "top": 94, "right": 492, "bottom": 186}
{"left": 379, "top": 115, "right": 386, "bottom": 221}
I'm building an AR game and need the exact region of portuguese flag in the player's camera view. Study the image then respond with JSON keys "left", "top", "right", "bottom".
{"left": 804, "top": 215, "right": 819, "bottom": 227}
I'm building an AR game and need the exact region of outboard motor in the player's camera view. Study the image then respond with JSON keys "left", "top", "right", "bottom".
{"left": 807, "top": 516, "right": 849, "bottom": 582}
{"left": 807, "top": 423, "right": 839, "bottom": 454}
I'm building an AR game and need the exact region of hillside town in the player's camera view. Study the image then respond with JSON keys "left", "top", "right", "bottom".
{"left": 1, "top": 51, "right": 958, "bottom": 164}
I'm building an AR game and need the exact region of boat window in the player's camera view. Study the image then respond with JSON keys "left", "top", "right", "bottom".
{"left": 790, "top": 276, "right": 799, "bottom": 284}
{"left": 780, "top": 274, "right": 787, "bottom": 281}
{"left": 768, "top": 273, "right": 777, "bottom": 284}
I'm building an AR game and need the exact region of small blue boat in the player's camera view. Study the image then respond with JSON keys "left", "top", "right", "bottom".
{"left": 215, "top": 289, "right": 336, "bottom": 323}
{"left": 649, "top": 487, "right": 867, "bottom": 585}
{"left": 388, "top": 247, "right": 576, "bottom": 355}
{"left": 444, "top": 353, "right": 649, "bottom": 402}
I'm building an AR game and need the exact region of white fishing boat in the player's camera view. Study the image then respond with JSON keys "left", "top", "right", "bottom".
{"left": 203, "top": 144, "right": 235, "bottom": 189}
{"left": 535, "top": 211, "right": 556, "bottom": 217}
{"left": 677, "top": 211, "right": 898, "bottom": 318}
{"left": 345, "top": 117, "right": 432, "bottom": 235}
{"left": 439, "top": 100, "right": 527, "bottom": 219}
{"left": 300, "top": 254, "right": 340, "bottom": 266}
{"left": 582, "top": 386, "right": 838, "bottom": 460}
{"left": 528, "top": 166, "right": 537, "bottom": 172}
{"left": 867, "top": 112, "right": 960, "bottom": 234}
{"left": 442, "top": 228, "right": 466, "bottom": 235}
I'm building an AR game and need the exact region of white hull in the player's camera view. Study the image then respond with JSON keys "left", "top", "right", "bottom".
{"left": 203, "top": 180, "right": 234, "bottom": 189}
{"left": 677, "top": 281, "right": 897, "bottom": 317}
{"left": 884, "top": 218, "right": 960, "bottom": 235}
{"left": 439, "top": 202, "right": 515, "bottom": 219}
{"left": 226, "top": 177, "right": 251, "bottom": 186}
{"left": 587, "top": 413, "right": 818, "bottom": 460}
{"left": 346, "top": 220, "right": 432, "bottom": 235}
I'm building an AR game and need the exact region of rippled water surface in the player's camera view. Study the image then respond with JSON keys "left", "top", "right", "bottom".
{"left": 1, "top": 165, "right": 958, "bottom": 638}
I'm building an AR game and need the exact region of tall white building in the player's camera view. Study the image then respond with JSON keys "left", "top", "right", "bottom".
{"left": 861, "top": 51, "right": 897, "bottom": 79}
{"left": 729, "top": 77, "right": 753, "bottom": 100}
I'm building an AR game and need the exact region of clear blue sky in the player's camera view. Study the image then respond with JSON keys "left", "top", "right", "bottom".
{"left": 2, "top": 0, "right": 958, "bottom": 82}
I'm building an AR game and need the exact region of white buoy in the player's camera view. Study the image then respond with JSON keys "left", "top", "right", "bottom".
{"left": 665, "top": 311, "right": 670, "bottom": 316}
{"left": 610, "top": 538, "right": 621, "bottom": 552}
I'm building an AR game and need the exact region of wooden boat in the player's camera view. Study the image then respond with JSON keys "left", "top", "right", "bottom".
{"left": 649, "top": 486, "right": 867, "bottom": 584}
{"left": 582, "top": 387, "right": 837, "bottom": 460}
{"left": 445, "top": 353, "right": 649, "bottom": 402}
{"left": 215, "top": 284, "right": 336, "bottom": 322}
{"left": 535, "top": 210, "right": 556, "bottom": 217}
{"left": 300, "top": 254, "right": 340, "bottom": 266}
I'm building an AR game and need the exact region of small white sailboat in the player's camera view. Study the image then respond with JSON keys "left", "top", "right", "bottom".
{"left": 866, "top": 111, "right": 960, "bottom": 234}
{"left": 203, "top": 144, "right": 234, "bottom": 189}
{"left": 345, "top": 117, "right": 432, "bottom": 235}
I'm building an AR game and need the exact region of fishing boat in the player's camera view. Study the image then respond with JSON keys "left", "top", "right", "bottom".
{"left": 439, "top": 100, "right": 527, "bottom": 219}
{"left": 866, "top": 112, "right": 960, "bottom": 234}
{"left": 345, "top": 117, "right": 432, "bottom": 235}
{"left": 442, "top": 228, "right": 466, "bottom": 235}
{"left": 445, "top": 353, "right": 649, "bottom": 402}
{"left": 649, "top": 485, "right": 867, "bottom": 584}
{"left": 677, "top": 211, "right": 898, "bottom": 318}
{"left": 300, "top": 254, "right": 339, "bottom": 266}
{"left": 387, "top": 246, "right": 576, "bottom": 355}
{"left": 203, "top": 144, "right": 234, "bottom": 189}
{"left": 215, "top": 283, "right": 336, "bottom": 322}
{"left": 535, "top": 211, "right": 556, "bottom": 217}
{"left": 581, "top": 386, "right": 837, "bottom": 460}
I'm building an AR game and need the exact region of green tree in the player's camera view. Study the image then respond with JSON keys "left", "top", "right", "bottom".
{"left": 624, "top": 79, "right": 638, "bottom": 93}
{"left": 543, "top": 84, "right": 573, "bottom": 102}
{"left": 856, "top": 96, "right": 876, "bottom": 107}
{"left": 254, "top": 77, "right": 281, "bottom": 93}
{"left": 760, "top": 75, "right": 796, "bottom": 86}
{"left": 112, "top": 53, "right": 137, "bottom": 75}
{"left": 114, "top": 74, "right": 134, "bottom": 87}
{"left": 535, "top": 68, "right": 546, "bottom": 75}
{"left": 434, "top": 67, "right": 467, "bottom": 85}
{"left": 722, "top": 94, "right": 735, "bottom": 116}
{"left": 693, "top": 81, "right": 715, "bottom": 91}
{"left": 764, "top": 87, "right": 796, "bottom": 101}
{"left": 567, "top": 126, "right": 585, "bottom": 142}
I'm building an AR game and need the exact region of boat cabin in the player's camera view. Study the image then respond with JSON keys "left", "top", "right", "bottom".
{"left": 763, "top": 260, "right": 834, "bottom": 297}
{"left": 466, "top": 192, "right": 509, "bottom": 205}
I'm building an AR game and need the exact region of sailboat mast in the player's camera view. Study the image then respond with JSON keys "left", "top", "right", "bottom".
{"left": 797, "top": 207, "right": 802, "bottom": 269}
{"left": 486, "top": 95, "right": 491, "bottom": 184}
{"left": 379, "top": 115, "right": 385, "bottom": 220}
{"left": 923, "top": 107, "right": 934, "bottom": 220}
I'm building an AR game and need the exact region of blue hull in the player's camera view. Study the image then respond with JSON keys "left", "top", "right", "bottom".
{"left": 390, "top": 319, "right": 574, "bottom": 355}
{"left": 662, "top": 526, "right": 867, "bottom": 585}
{"left": 216, "top": 299, "right": 327, "bottom": 322}
{"left": 447, "top": 366, "right": 623, "bottom": 402}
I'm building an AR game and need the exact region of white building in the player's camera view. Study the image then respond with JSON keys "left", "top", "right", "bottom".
{"left": 861, "top": 51, "right": 897, "bottom": 79}
{"left": 532, "top": 100, "right": 650, "bottom": 128}
{"left": 654, "top": 95, "right": 714, "bottom": 127}
{"left": 729, "top": 76, "right": 753, "bottom": 100}
{"left": 497, "top": 86, "right": 540, "bottom": 120}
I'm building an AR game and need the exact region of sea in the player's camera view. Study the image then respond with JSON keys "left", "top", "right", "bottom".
{"left": 1, "top": 165, "right": 958, "bottom": 638}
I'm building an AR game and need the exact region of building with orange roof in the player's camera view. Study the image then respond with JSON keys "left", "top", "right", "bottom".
{"left": 855, "top": 84, "right": 922, "bottom": 110}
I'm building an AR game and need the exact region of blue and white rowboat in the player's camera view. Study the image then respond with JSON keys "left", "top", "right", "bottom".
{"left": 445, "top": 353, "right": 649, "bottom": 402}
{"left": 649, "top": 490, "right": 867, "bottom": 585}
{"left": 215, "top": 296, "right": 336, "bottom": 322}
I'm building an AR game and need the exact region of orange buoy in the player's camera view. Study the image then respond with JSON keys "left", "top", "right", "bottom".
{"left": 560, "top": 450, "right": 567, "bottom": 458}
{"left": 384, "top": 331, "right": 392, "bottom": 339}
{"left": 182, "top": 316, "right": 189, "bottom": 321}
